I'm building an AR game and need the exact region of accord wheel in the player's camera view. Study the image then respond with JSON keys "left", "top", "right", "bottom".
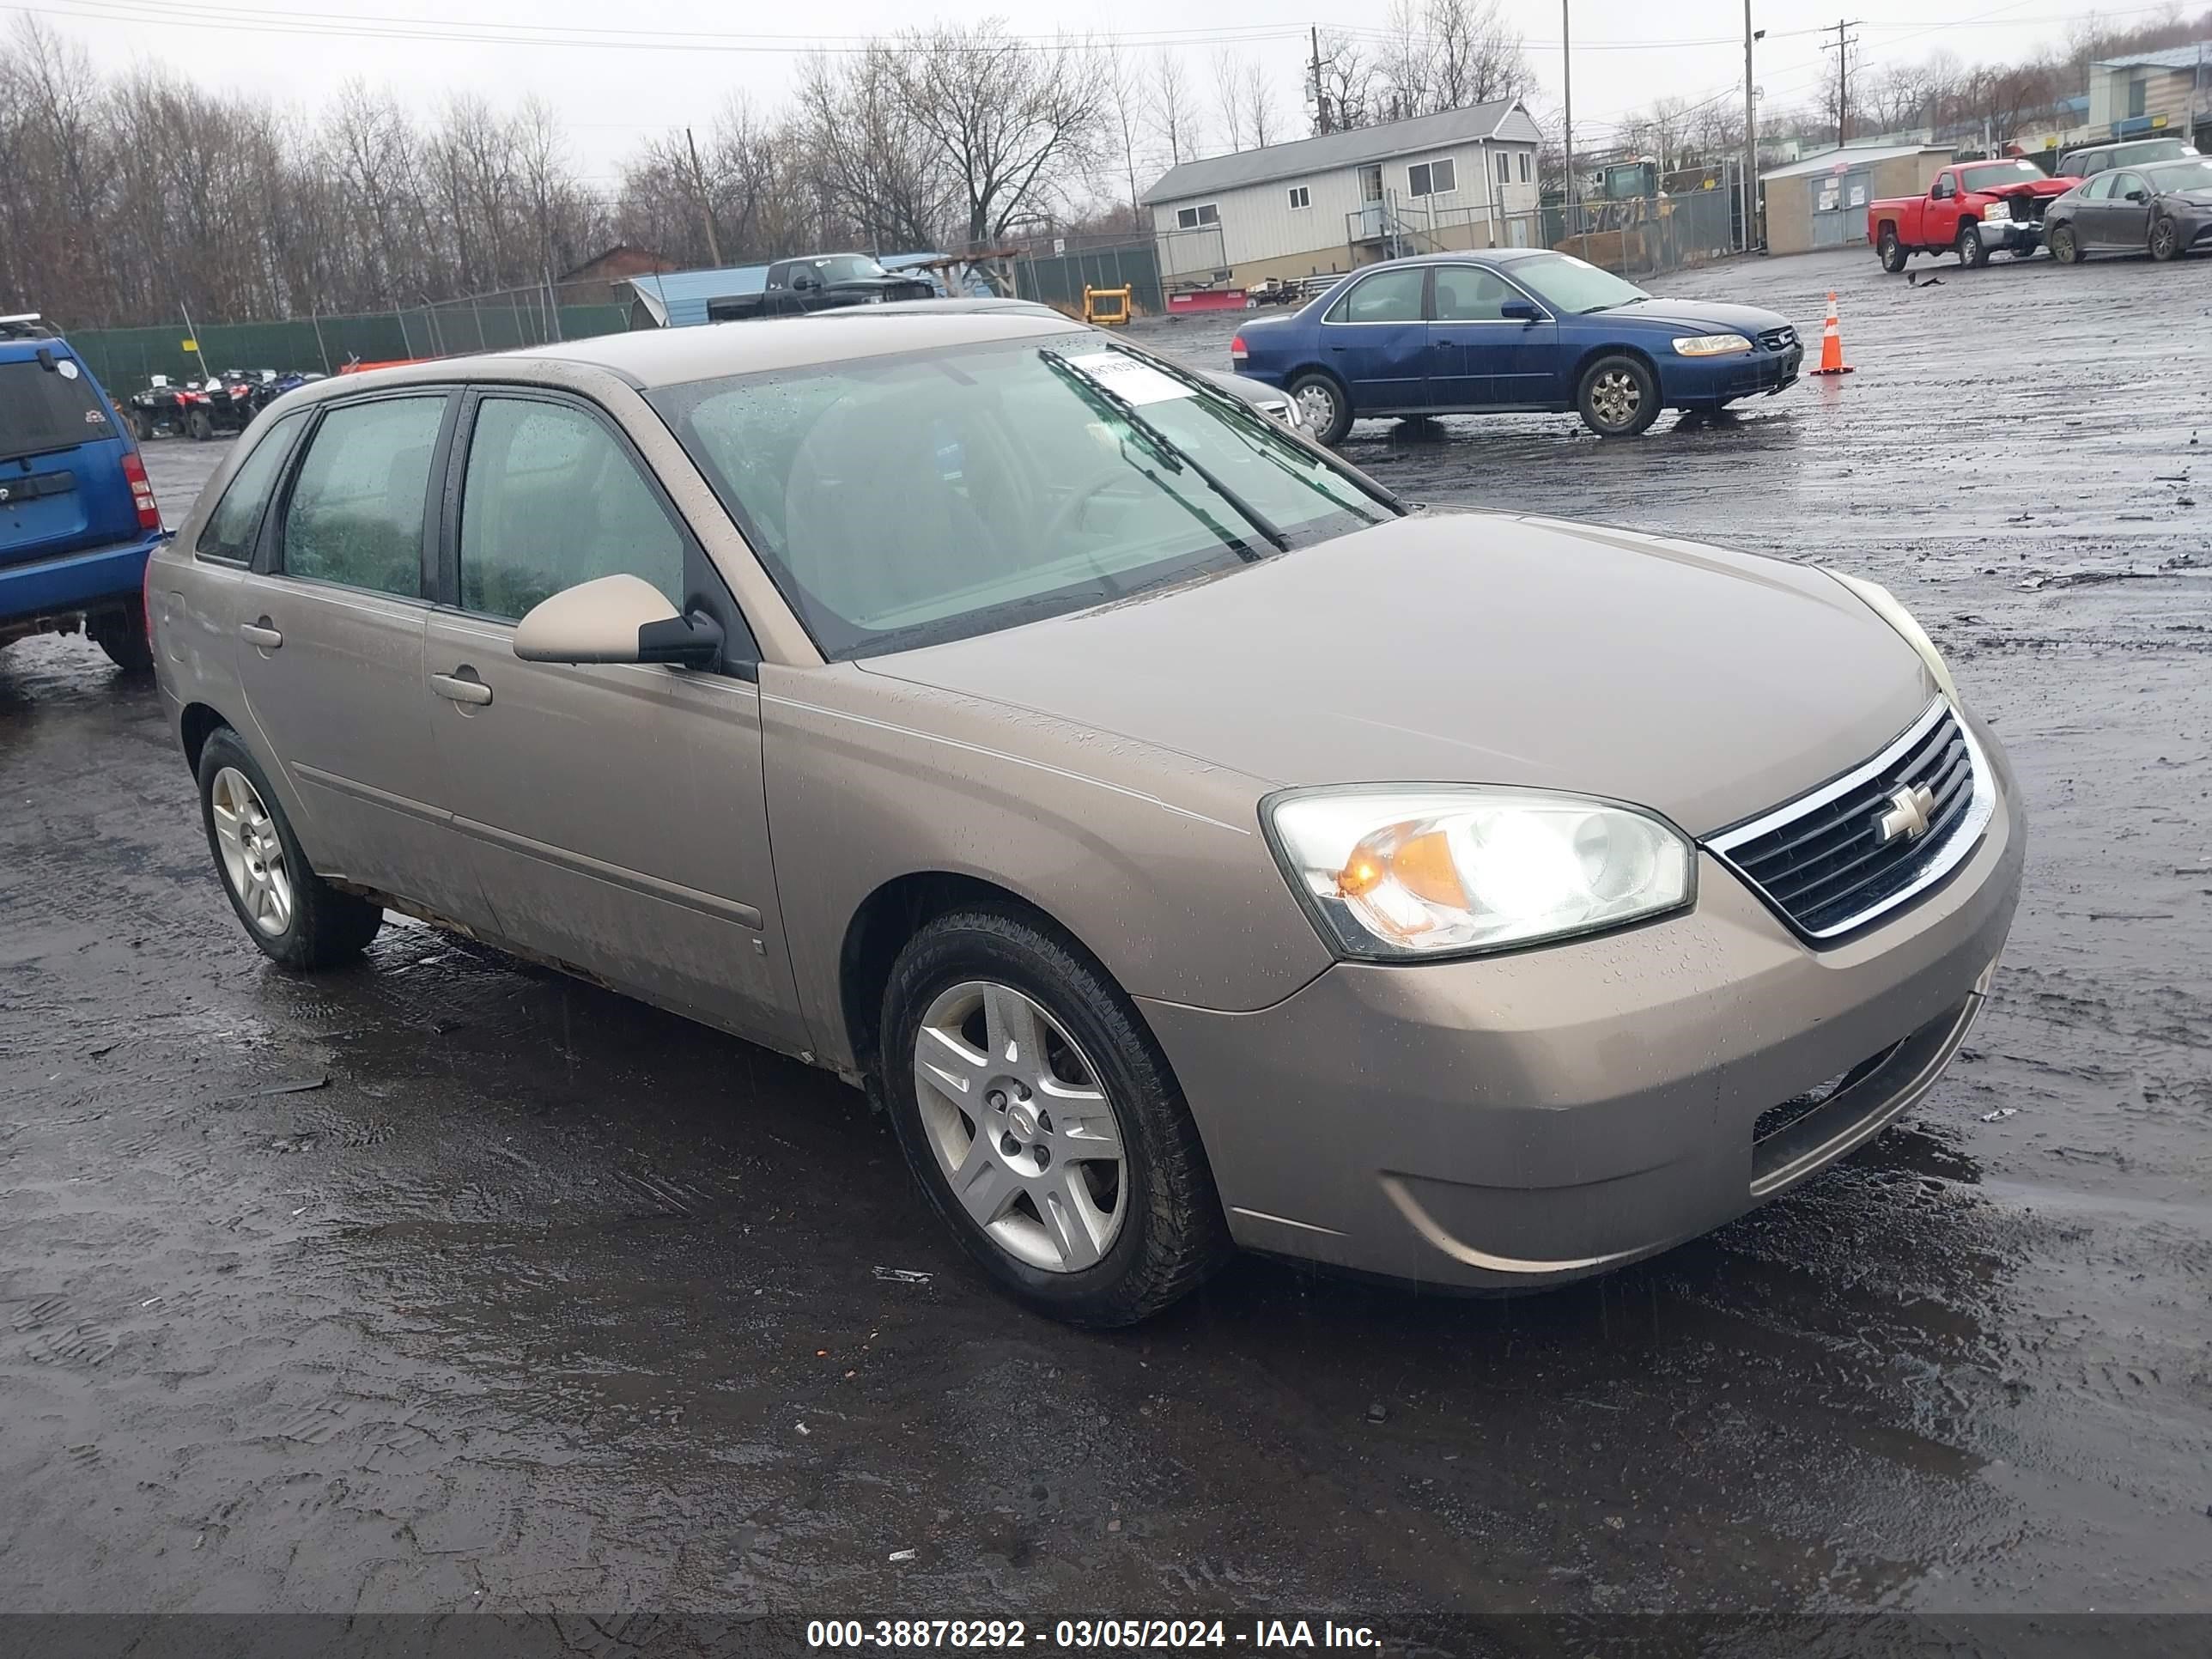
{"left": 198, "top": 727, "right": 384, "bottom": 969}
{"left": 2049, "top": 223, "right": 2083, "bottom": 264}
{"left": 1286, "top": 372, "right": 1352, "bottom": 445}
{"left": 881, "top": 907, "right": 1229, "bottom": 1325}
{"left": 2149, "top": 216, "right": 2181, "bottom": 262}
{"left": 1577, "top": 355, "right": 1660, "bottom": 438}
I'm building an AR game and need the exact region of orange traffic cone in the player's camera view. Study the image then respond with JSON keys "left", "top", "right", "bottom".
{"left": 1808, "top": 291, "right": 1854, "bottom": 376}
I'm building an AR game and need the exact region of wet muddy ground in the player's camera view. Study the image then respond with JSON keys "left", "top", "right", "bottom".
{"left": 3, "top": 247, "right": 2208, "bottom": 1638}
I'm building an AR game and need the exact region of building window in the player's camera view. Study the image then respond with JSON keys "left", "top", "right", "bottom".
{"left": 1497, "top": 151, "right": 1510, "bottom": 184}
{"left": 1518, "top": 150, "right": 1531, "bottom": 183}
{"left": 1175, "top": 203, "right": 1220, "bottom": 230}
{"left": 1407, "top": 157, "right": 1456, "bottom": 198}
{"left": 2127, "top": 76, "right": 2148, "bottom": 119}
{"left": 1287, "top": 185, "right": 1310, "bottom": 210}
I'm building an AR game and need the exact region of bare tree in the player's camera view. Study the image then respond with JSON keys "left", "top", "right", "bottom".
{"left": 1309, "top": 30, "right": 1379, "bottom": 136}
{"left": 890, "top": 22, "right": 1104, "bottom": 247}
{"left": 1212, "top": 50, "right": 1248, "bottom": 152}
{"left": 1150, "top": 49, "right": 1204, "bottom": 166}
{"left": 1242, "top": 62, "right": 1280, "bottom": 149}
{"left": 1103, "top": 46, "right": 1150, "bottom": 220}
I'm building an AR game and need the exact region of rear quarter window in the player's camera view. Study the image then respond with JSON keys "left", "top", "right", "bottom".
{"left": 1, "top": 356, "right": 112, "bottom": 463}
{"left": 196, "top": 410, "right": 307, "bottom": 562}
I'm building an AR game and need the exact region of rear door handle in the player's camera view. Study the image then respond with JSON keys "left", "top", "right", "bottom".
{"left": 429, "top": 670, "right": 493, "bottom": 707}
{"left": 240, "top": 619, "right": 283, "bottom": 649}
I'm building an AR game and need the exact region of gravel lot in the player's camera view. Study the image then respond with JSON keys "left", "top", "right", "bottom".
{"left": 3, "top": 246, "right": 2208, "bottom": 1640}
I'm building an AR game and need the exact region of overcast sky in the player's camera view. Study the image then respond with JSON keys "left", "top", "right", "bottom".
{"left": 7, "top": 0, "right": 2153, "bottom": 189}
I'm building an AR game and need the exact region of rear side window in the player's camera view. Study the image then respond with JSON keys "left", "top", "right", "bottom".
{"left": 0, "top": 356, "right": 111, "bottom": 463}
{"left": 281, "top": 396, "right": 446, "bottom": 598}
{"left": 1326, "top": 267, "right": 1426, "bottom": 324}
{"left": 197, "top": 411, "right": 306, "bottom": 562}
{"left": 458, "top": 398, "right": 684, "bottom": 620}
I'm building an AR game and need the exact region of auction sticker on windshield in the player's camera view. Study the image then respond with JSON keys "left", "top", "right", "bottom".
{"left": 1064, "top": 351, "right": 1194, "bottom": 405}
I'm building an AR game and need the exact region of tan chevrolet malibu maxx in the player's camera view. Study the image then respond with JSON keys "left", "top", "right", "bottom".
{"left": 149, "top": 313, "right": 2022, "bottom": 1326}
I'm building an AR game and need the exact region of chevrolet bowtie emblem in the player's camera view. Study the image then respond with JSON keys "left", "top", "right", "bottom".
{"left": 1877, "top": 783, "right": 1937, "bottom": 843}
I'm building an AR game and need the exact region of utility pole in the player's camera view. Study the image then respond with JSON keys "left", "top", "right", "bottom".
{"left": 1311, "top": 25, "right": 1329, "bottom": 135}
{"left": 1822, "top": 19, "right": 1861, "bottom": 150}
{"left": 685, "top": 126, "right": 723, "bottom": 267}
{"left": 1743, "top": 5, "right": 1763, "bottom": 252}
{"left": 1562, "top": 0, "right": 1576, "bottom": 236}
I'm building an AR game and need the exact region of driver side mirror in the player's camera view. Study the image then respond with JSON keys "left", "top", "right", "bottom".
{"left": 1500, "top": 300, "right": 1541, "bottom": 323}
{"left": 514, "top": 573, "right": 723, "bottom": 669}
{"left": 2124, "top": 189, "right": 2148, "bottom": 203}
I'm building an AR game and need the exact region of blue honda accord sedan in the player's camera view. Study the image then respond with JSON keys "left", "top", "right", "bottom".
{"left": 1231, "top": 250, "right": 1803, "bottom": 442}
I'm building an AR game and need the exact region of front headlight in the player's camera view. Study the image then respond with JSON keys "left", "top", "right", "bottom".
{"left": 1826, "top": 569, "right": 1959, "bottom": 703}
{"left": 1672, "top": 333, "right": 1753, "bottom": 356}
{"left": 1265, "top": 787, "right": 1694, "bottom": 960}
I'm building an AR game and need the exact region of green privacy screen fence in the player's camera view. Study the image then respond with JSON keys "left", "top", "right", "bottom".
{"left": 64, "top": 303, "right": 630, "bottom": 393}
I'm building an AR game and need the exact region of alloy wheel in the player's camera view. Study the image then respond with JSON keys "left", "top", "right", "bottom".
{"left": 210, "top": 766, "right": 293, "bottom": 936}
{"left": 1294, "top": 382, "right": 1338, "bottom": 431}
{"left": 1590, "top": 369, "right": 1641, "bottom": 430}
{"left": 913, "top": 980, "right": 1127, "bottom": 1273}
{"left": 2150, "top": 219, "right": 2178, "bottom": 259}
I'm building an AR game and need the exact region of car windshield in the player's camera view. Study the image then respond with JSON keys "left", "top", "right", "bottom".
{"left": 2145, "top": 157, "right": 2212, "bottom": 190}
{"left": 651, "top": 334, "right": 1398, "bottom": 659}
{"left": 1960, "top": 161, "right": 2046, "bottom": 191}
{"left": 815, "top": 255, "right": 890, "bottom": 283}
{"left": 1504, "top": 253, "right": 1650, "bottom": 313}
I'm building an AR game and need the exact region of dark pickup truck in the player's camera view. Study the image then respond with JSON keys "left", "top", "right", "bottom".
{"left": 706, "top": 253, "right": 935, "bottom": 321}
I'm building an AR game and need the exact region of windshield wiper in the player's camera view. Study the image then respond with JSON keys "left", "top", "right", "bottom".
{"left": 1039, "top": 349, "right": 1290, "bottom": 552}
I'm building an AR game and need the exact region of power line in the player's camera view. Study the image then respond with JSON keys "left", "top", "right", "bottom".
{"left": 1821, "top": 17, "right": 1863, "bottom": 147}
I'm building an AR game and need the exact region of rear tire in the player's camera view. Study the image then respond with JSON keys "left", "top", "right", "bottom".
{"left": 197, "top": 727, "right": 384, "bottom": 970}
{"left": 1576, "top": 354, "right": 1660, "bottom": 438}
{"left": 88, "top": 607, "right": 153, "bottom": 676}
{"left": 1878, "top": 229, "right": 1907, "bottom": 273}
{"left": 1286, "top": 371, "right": 1351, "bottom": 445}
{"left": 2049, "top": 222, "right": 2083, "bottom": 264}
{"left": 1955, "top": 222, "right": 1989, "bottom": 268}
{"left": 879, "top": 907, "right": 1231, "bottom": 1327}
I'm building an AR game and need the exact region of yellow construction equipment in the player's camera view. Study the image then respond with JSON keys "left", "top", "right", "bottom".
{"left": 1083, "top": 284, "right": 1133, "bottom": 326}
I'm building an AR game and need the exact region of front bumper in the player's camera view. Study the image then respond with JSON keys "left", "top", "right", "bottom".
{"left": 1139, "top": 719, "right": 2024, "bottom": 1291}
{"left": 1666, "top": 345, "right": 1802, "bottom": 405}
{"left": 1972, "top": 215, "right": 2042, "bottom": 249}
{"left": 0, "top": 532, "right": 162, "bottom": 630}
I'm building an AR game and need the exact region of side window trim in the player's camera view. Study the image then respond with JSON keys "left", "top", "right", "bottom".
{"left": 441, "top": 384, "right": 762, "bottom": 680}
{"left": 255, "top": 387, "right": 459, "bottom": 603}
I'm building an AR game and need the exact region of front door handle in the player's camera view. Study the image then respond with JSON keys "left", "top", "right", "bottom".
{"left": 240, "top": 618, "right": 283, "bottom": 649}
{"left": 429, "top": 670, "right": 493, "bottom": 707}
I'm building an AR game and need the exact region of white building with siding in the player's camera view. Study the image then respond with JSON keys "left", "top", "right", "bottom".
{"left": 1142, "top": 101, "right": 1546, "bottom": 289}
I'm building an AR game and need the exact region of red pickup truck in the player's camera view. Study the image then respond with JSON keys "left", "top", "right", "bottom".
{"left": 1868, "top": 159, "right": 2080, "bottom": 270}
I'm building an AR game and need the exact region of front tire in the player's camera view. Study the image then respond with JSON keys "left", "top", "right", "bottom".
{"left": 1576, "top": 354, "right": 1660, "bottom": 438}
{"left": 1878, "top": 228, "right": 1907, "bottom": 273}
{"left": 1956, "top": 222, "right": 1989, "bottom": 268}
{"left": 187, "top": 408, "right": 214, "bottom": 441}
{"left": 2149, "top": 216, "right": 2182, "bottom": 262}
{"left": 1286, "top": 372, "right": 1352, "bottom": 446}
{"left": 197, "top": 728, "right": 383, "bottom": 969}
{"left": 2049, "top": 222, "right": 2083, "bottom": 264}
{"left": 879, "top": 907, "right": 1230, "bottom": 1326}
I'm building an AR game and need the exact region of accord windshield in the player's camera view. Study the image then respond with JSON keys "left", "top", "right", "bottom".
{"left": 1960, "top": 161, "right": 2047, "bottom": 191}
{"left": 651, "top": 334, "right": 1399, "bottom": 658}
{"left": 1504, "top": 253, "right": 1650, "bottom": 313}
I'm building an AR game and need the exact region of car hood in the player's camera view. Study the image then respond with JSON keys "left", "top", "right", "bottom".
{"left": 2158, "top": 186, "right": 2212, "bottom": 207}
{"left": 1984, "top": 178, "right": 2076, "bottom": 200}
{"left": 1600, "top": 296, "right": 1792, "bottom": 337}
{"left": 861, "top": 512, "right": 1934, "bottom": 836}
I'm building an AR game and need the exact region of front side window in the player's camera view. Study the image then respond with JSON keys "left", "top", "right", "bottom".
{"left": 281, "top": 395, "right": 446, "bottom": 598}
{"left": 1326, "top": 266, "right": 1427, "bottom": 324}
{"left": 197, "top": 410, "right": 305, "bottom": 562}
{"left": 2111, "top": 172, "right": 2148, "bottom": 200}
{"left": 650, "top": 336, "right": 1396, "bottom": 659}
{"left": 1176, "top": 203, "right": 1220, "bottom": 229}
{"left": 1505, "top": 252, "right": 1647, "bottom": 315}
{"left": 459, "top": 398, "right": 684, "bottom": 621}
{"left": 1408, "top": 158, "right": 1456, "bottom": 198}
{"left": 1431, "top": 266, "right": 1520, "bottom": 322}
{"left": 1931, "top": 175, "right": 1955, "bottom": 199}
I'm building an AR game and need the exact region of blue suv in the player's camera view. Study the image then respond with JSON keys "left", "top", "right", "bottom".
{"left": 2, "top": 314, "right": 167, "bottom": 673}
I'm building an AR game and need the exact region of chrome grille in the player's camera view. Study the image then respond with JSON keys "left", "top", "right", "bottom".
{"left": 1758, "top": 325, "right": 1797, "bottom": 351}
{"left": 1708, "top": 700, "right": 1992, "bottom": 940}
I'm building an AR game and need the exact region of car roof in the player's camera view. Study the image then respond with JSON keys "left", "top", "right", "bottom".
{"left": 291, "top": 312, "right": 1088, "bottom": 399}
